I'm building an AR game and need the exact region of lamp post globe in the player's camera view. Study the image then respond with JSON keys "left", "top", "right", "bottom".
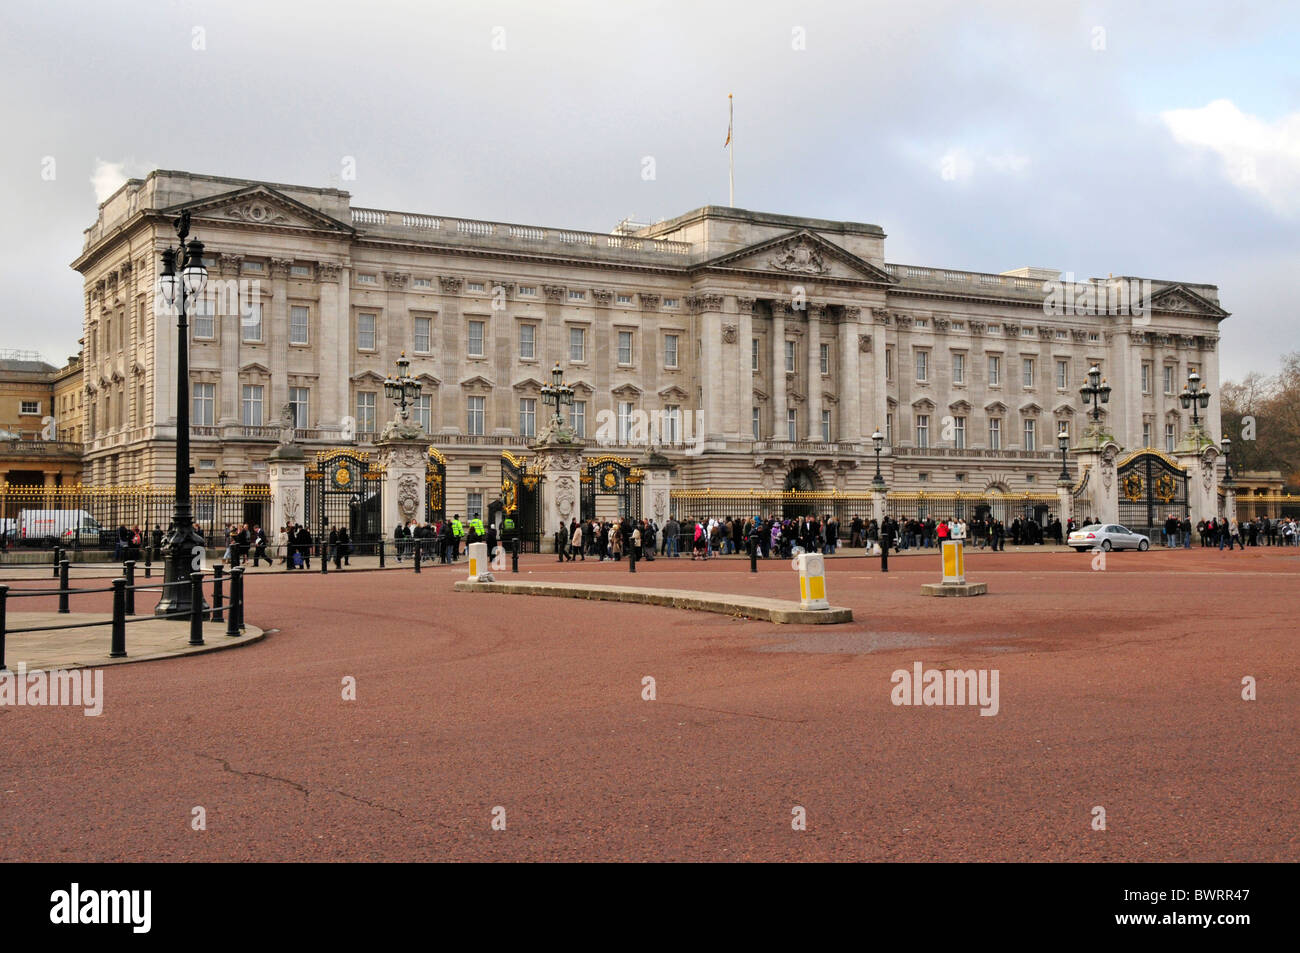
{"left": 1057, "top": 426, "right": 1070, "bottom": 481}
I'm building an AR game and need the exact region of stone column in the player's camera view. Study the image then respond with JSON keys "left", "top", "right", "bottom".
{"left": 871, "top": 309, "right": 890, "bottom": 448}
{"left": 317, "top": 262, "right": 342, "bottom": 427}
{"left": 735, "top": 297, "right": 756, "bottom": 439}
{"left": 694, "top": 293, "right": 725, "bottom": 441}
{"left": 1056, "top": 480, "right": 1073, "bottom": 526}
{"left": 1176, "top": 443, "right": 1220, "bottom": 523}
{"left": 806, "top": 304, "right": 823, "bottom": 441}
{"left": 770, "top": 302, "right": 787, "bottom": 440}
{"left": 218, "top": 254, "right": 242, "bottom": 425}
{"left": 270, "top": 258, "right": 292, "bottom": 416}
{"left": 840, "top": 307, "right": 862, "bottom": 444}
{"left": 374, "top": 433, "right": 429, "bottom": 533}
{"left": 1071, "top": 441, "right": 1120, "bottom": 525}
{"left": 871, "top": 488, "right": 886, "bottom": 523}
{"left": 531, "top": 439, "right": 584, "bottom": 553}
{"left": 268, "top": 444, "right": 307, "bottom": 533}
{"left": 337, "top": 263, "right": 352, "bottom": 432}
{"left": 638, "top": 449, "right": 672, "bottom": 528}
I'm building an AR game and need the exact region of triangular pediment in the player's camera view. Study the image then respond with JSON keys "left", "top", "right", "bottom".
{"left": 657, "top": 384, "right": 690, "bottom": 401}
{"left": 1146, "top": 284, "right": 1229, "bottom": 319}
{"left": 611, "top": 382, "right": 643, "bottom": 399}
{"left": 568, "top": 379, "right": 595, "bottom": 395}
{"left": 696, "top": 229, "right": 896, "bottom": 285}
{"left": 170, "top": 185, "right": 354, "bottom": 235}
{"left": 984, "top": 400, "right": 1007, "bottom": 414}
{"left": 459, "top": 374, "right": 494, "bottom": 390}
{"left": 912, "top": 397, "right": 936, "bottom": 411}
{"left": 1019, "top": 401, "right": 1043, "bottom": 414}
{"left": 413, "top": 372, "right": 440, "bottom": 388}
{"left": 241, "top": 361, "right": 272, "bottom": 375}
{"left": 949, "top": 399, "right": 972, "bottom": 413}
{"left": 512, "top": 377, "right": 545, "bottom": 391}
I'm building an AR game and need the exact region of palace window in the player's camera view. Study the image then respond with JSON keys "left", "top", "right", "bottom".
{"left": 752, "top": 406, "right": 761, "bottom": 440}
{"left": 664, "top": 333, "right": 678, "bottom": 369}
{"left": 617, "top": 293, "right": 633, "bottom": 304}
{"left": 1022, "top": 357, "right": 1035, "bottom": 388}
{"left": 916, "top": 414, "right": 930, "bottom": 448}
{"left": 751, "top": 338, "right": 759, "bottom": 372}
{"left": 519, "top": 398, "right": 536, "bottom": 438}
{"left": 915, "top": 349, "right": 929, "bottom": 382}
{"left": 193, "top": 296, "right": 215, "bottom": 339}
{"left": 885, "top": 347, "right": 894, "bottom": 381}
{"left": 357, "top": 273, "right": 376, "bottom": 284}
{"left": 1056, "top": 359, "right": 1068, "bottom": 389}
{"left": 242, "top": 303, "right": 263, "bottom": 343}
{"left": 821, "top": 409, "right": 832, "bottom": 442}
{"left": 569, "top": 326, "right": 586, "bottom": 362}
{"left": 953, "top": 416, "right": 966, "bottom": 449}
{"left": 663, "top": 297, "right": 679, "bottom": 308}
{"left": 413, "top": 277, "right": 432, "bottom": 288}
{"left": 1163, "top": 365, "right": 1175, "bottom": 395}
{"left": 289, "top": 387, "right": 309, "bottom": 429}
{"left": 467, "top": 492, "right": 483, "bottom": 517}
{"left": 241, "top": 384, "right": 264, "bottom": 426}
{"left": 414, "top": 316, "right": 432, "bottom": 354}
{"left": 989, "top": 417, "right": 1002, "bottom": 450}
{"left": 570, "top": 400, "right": 586, "bottom": 438}
{"left": 952, "top": 352, "right": 965, "bottom": 384}
{"left": 356, "top": 392, "right": 376, "bottom": 433}
{"left": 1143, "top": 422, "right": 1152, "bottom": 447}
{"left": 819, "top": 342, "right": 830, "bottom": 375}
{"left": 618, "top": 330, "right": 634, "bottom": 365}
{"left": 568, "top": 289, "right": 586, "bottom": 301}
{"left": 467, "top": 396, "right": 485, "bottom": 435}
{"left": 468, "top": 281, "right": 485, "bottom": 293}
{"left": 663, "top": 405, "right": 681, "bottom": 444}
{"left": 291, "top": 264, "right": 312, "bottom": 278}
{"left": 787, "top": 407, "right": 797, "bottom": 442}
{"left": 20, "top": 399, "right": 39, "bottom": 415}
{"left": 290, "top": 306, "right": 309, "bottom": 345}
{"left": 617, "top": 401, "right": 634, "bottom": 442}
{"left": 357, "top": 313, "right": 376, "bottom": 351}
{"left": 414, "top": 395, "right": 431, "bottom": 433}
{"left": 1024, "top": 418, "right": 1036, "bottom": 451}
{"left": 192, "top": 384, "right": 214, "bottom": 426}
{"left": 784, "top": 340, "right": 796, "bottom": 373}
{"left": 886, "top": 413, "right": 893, "bottom": 445}
{"left": 988, "top": 354, "right": 1001, "bottom": 386}
{"left": 519, "top": 323, "right": 535, "bottom": 360}
{"left": 1166, "top": 422, "right": 1176, "bottom": 452}
{"left": 467, "top": 320, "right": 485, "bottom": 358}
{"left": 518, "top": 285, "right": 536, "bottom": 297}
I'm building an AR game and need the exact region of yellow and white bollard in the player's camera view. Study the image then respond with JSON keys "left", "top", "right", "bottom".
{"left": 467, "top": 541, "right": 495, "bottom": 582}
{"left": 941, "top": 539, "right": 965, "bottom": 584}
{"left": 793, "top": 552, "right": 829, "bottom": 610}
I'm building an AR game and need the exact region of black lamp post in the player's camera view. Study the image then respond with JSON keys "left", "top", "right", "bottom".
{"left": 1221, "top": 436, "right": 1232, "bottom": 484}
{"left": 1079, "top": 364, "right": 1111, "bottom": 425}
{"left": 382, "top": 352, "right": 422, "bottom": 425}
{"left": 1057, "top": 425, "right": 1070, "bottom": 481}
{"left": 871, "top": 428, "right": 885, "bottom": 489}
{"left": 155, "top": 211, "right": 209, "bottom": 618}
{"left": 218, "top": 470, "right": 228, "bottom": 488}
{"left": 540, "top": 362, "right": 574, "bottom": 431}
{"left": 1179, "top": 370, "right": 1211, "bottom": 429}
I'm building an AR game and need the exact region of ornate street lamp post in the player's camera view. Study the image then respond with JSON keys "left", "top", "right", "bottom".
{"left": 155, "top": 211, "right": 209, "bottom": 619}
{"left": 218, "top": 470, "right": 228, "bottom": 488}
{"left": 871, "top": 429, "right": 885, "bottom": 489}
{"left": 1079, "top": 364, "right": 1111, "bottom": 428}
{"left": 1179, "top": 370, "right": 1211, "bottom": 430}
{"left": 1221, "top": 436, "right": 1232, "bottom": 484}
{"left": 1057, "top": 426, "right": 1071, "bottom": 481}
{"left": 382, "top": 352, "right": 422, "bottom": 426}
{"left": 539, "top": 362, "right": 574, "bottom": 434}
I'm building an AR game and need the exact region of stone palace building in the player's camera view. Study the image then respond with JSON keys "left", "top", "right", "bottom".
{"left": 72, "top": 170, "right": 1229, "bottom": 520}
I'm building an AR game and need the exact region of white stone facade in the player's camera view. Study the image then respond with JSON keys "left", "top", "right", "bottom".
{"left": 71, "top": 171, "right": 1229, "bottom": 509}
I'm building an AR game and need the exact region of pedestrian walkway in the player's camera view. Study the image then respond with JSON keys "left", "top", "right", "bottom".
{"left": 2, "top": 612, "right": 264, "bottom": 671}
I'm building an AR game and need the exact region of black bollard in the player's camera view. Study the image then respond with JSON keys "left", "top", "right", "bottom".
{"left": 189, "top": 572, "right": 205, "bottom": 646}
{"left": 321, "top": 544, "right": 328, "bottom": 574}
{"left": 881, "top": 541, "right": 889, "bottom": 573}
{"left": 511, "top": 536, "right": 519, "bottom": 573}
{"left": 58, "top": 560, "right": 70, "bottom": 614}
{"left": 0, "top": 584, "right": 8, "bottom": 671}
{"left": 414, "top": 540, "right": 422, "bottom": 573}
{"left": 226, "top": 567, "right": 243, "bottom": 637}
{"left": 629, "top": 547, "right": 637, "bottom": 573}
{"left": 110, "top": 578, "right": 127, "bottom": 658}
{"left": 378, "top": 539, "right": 385, "bottom": 569}
{"left": 750, "top": 542, "right": 758, "bottom": 573}
{"left": 211, "top": 564, "right": 224, "bottom": 624}
{"left": 144, "top": 544, "right": 152, "bottom": 578}
{"left": 123, "top": 560, "right": 136, "bottom": 616}
{"left": 52, "top": 546, "right": 61, "bottom": 578}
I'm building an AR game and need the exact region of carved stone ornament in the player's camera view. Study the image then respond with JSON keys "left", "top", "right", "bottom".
{"left": 438, "top": 276, "right": 464, "bottom": 294}
{"left": 653, "top": 489, "right": 668, "bottom": 521}
{"left": 1202, "top": 466, "right": 1214, "bottom": 491}
{"left": 317, "top": 261, "right": 343, "bottom": 282}
{"left": 1003, "top": 323, "right": 1020, "bottom": 337}
{"left": 769, "top": 237, "right": 828, "bottom": 275}
{"left": 555, "top": 475, "right": 577, "bottom": 519}
{"left": 736, "top": 296, "right": 757, "bottom": 313}
{"left": 639, "top": 293, "right": 661, "bottom": 310}
{"left": 397, "top": 474, "right": 420, "bottom": 519}
{"left": 693, "top": 293, "right": 724, "bottom": 312}
{"left": 722, "top": 324, "right": 738, "bottom": 344}
{"left": 543, "top": 284, "right": 566, "bottom": 302}
{"left": 591, "top": 289, "right": 614, "bottom": 306}
{"left": 872, "top": 308, "right": 891, "bottom": 325}
{"left": 277, "top": 404, "right": 297, "bottom": 446}
{"left": 858, "top": 334, "right": 873, "bottom": 353}
{"left": 385, "top": 271, "right": 410, "bottom": 290}
{"left": 225, "top": 202, "right": 289, "bottom": 225}
{"left": 842, "top": 306, "right": 861, "bottom": 321}
{"left": 283, "top": 487, "right": 301, "bottom": 525}
{"left": 220, "top": 254, "right": 244, "bottom": 277}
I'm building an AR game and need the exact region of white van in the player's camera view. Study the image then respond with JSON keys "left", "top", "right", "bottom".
{"left": 18, "top": 509, "right": 106, "bottom": 546}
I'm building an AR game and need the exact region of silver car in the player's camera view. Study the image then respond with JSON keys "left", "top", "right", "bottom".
{"left": 1068, "top": 523, "right": 1150, "bottom": 552}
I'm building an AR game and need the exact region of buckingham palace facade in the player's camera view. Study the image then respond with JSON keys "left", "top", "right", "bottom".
{"left": 71, "top": 170, "right": 1228, "bottom": 512}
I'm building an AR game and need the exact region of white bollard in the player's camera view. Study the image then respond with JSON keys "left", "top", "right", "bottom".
{"left": 467, "top": 541, "right": 495, "bottom": 582}
{"left": 792, "top": 552, "right": 830, "bottom": 610}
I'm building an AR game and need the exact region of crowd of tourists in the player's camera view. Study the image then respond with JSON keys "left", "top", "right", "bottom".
{"left": 1190, "top": 515, "right": 1299, "bottom": 550}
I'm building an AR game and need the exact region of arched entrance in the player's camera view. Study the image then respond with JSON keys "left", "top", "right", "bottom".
{"left": 782, "top": 466, "right": 821, "bottom": 518}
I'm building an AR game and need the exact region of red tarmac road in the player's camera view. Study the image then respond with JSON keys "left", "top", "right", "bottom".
{"left": 2, "top": 546, "right": 1297, "bottom": 861}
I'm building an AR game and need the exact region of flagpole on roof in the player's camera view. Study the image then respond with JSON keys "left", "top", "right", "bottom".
{"left": 727, "top": 93, "right": 735, "bottom": 207}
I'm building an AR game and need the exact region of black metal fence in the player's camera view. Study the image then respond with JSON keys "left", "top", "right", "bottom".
{"left": 0, "top": 484, "right": 272, "bottom": 557}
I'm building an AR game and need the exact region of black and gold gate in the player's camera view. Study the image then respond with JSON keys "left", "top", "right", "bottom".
{"left": 580, "top": 455, "right": 643, "bottom": 523}
{"left": 426, "top": 446, "right": 447, "bottom": 524}
{"left": 1116, "top": 449, "right": 1188, "bottom": 534}
{"left": 499, "top": 450, "right": 543, "bottom": 552}
{"left": 305, "top": 449, "right": 384, "bottom": 551}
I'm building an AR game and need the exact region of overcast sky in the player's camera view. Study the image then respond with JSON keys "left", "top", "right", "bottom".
{"left": 1, "top": 0, "right": 1296, "bottom": 381}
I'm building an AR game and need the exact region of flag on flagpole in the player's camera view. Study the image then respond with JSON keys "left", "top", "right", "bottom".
{"left": 724, "top": 93, "right": 732, "bottom": 147}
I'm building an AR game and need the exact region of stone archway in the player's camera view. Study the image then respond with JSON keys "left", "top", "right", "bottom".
{"left": 783, "top": 465, "right": 822, "bottom": 492}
